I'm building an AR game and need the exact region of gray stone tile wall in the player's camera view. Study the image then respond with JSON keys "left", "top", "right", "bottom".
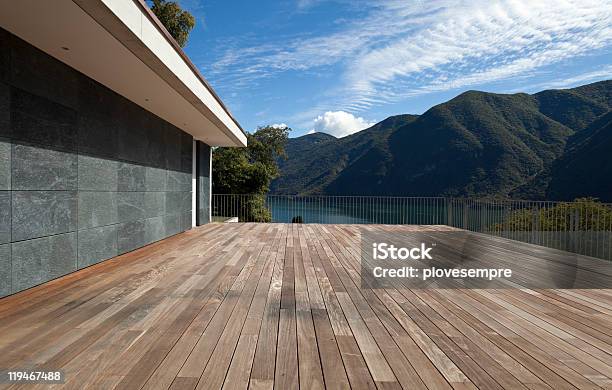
{"left": 0, "top": 28, "right": 203, "bottom": 297}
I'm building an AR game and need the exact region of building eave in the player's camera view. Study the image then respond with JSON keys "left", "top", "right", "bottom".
{"left": 0, "top": 0, "right": 247, "bottom": 147}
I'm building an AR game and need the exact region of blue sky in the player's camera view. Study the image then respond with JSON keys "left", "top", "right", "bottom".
{"left": 180, "top": 0, "right": 612, "bottom": 138}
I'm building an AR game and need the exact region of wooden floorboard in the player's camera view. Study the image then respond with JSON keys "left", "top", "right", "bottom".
{"left": 0, "top": 223, "right": 611, "bottom": 389}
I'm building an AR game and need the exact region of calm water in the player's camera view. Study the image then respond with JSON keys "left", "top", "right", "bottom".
{"left": 266, "top": 197, "right": 448, "bottom": 225}
{"left": 213, "top": 195, "right": 612, "bottom": 260}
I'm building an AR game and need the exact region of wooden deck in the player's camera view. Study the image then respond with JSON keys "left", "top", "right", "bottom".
{"left": 1, "top": 223, "right": 612, "bottom": 390}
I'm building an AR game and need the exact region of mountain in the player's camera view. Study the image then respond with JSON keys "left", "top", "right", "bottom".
{"left": 514, "top": 110, "right": 612, "bottom": 201}
{"left": 271, "top": 80, "right": 612, "bottom": 201}
{"left": 273, "top": 114, "right": 418, "bottom": 194}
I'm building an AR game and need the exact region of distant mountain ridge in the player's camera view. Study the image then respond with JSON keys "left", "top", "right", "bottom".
{"left": 271, "top": 80, "right": 612, "bottom": 201}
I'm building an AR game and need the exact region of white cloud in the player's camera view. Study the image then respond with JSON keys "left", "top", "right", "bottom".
{"left": 517, "top": 65, "right": 612, "bottom": 92}
{"left": 206, "top": 0, "right": 612, "bottom": 119}
{"left": 311, "top": 111, "right": 375, "bottom": 137}
{"left": 270, "top": 123, "right": 289, "bottom": 129}
{"left": 341, "top": 0, "right": 612, "bottom": 108}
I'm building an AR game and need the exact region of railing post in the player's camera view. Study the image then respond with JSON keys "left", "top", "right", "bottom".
{"left": 574, "top": 208, "right": 580, "bottom": 231}
{"left": 532, "top": 206, "right": 540, "bottom": 244}
{"left": 462, "top": 200, "right": 468, "bottom": 230}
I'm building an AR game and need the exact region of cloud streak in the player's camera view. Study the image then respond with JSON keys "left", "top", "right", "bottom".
{"left": 203, "top": 0, "right": 611, "bottom": 120}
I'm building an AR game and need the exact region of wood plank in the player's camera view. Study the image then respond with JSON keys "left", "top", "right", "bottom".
{"left": 249, "top": 226, "right": 287, "bottom": 387}
{"left": 0, "top": 223, "right": 610, "bottom": 390}
{"left": 274, "top": 308, "right": 298, "bottom": 390}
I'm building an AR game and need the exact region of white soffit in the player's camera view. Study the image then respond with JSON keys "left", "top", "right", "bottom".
{"left": 0, "top": 0, "right": 247, "bottom": 147}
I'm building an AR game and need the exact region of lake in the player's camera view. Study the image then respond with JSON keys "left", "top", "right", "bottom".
{"left": 266, "top": 196, "right": 448, "bottom": 225}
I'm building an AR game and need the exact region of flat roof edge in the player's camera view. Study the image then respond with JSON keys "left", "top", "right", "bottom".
{"left": 74, "top": 0, "right": 247, "bottom": 147}
{"left": 132, "top": 0, "right": 247, "bottom": 138}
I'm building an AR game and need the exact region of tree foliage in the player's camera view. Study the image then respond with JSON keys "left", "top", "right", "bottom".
{"left": 492, "top": 198, "right": 612, "bottom": 232}
{"left": 213, "top": 125, "right": 290, "bottom": 195}
{"left": 212, "top": 125, "right": 290, "bottom": 221}
{"left": 149, "top": 0, "right": 195, "bottom": 47}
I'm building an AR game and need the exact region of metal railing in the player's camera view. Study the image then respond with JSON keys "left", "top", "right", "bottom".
{"left": 212, "top": 194, "right": 448, "bottom": 224}
{"left": 212, "top": 194, "right": 612, "bottom": 260}
{"left": 446, "top": 198, "right": 612, "bottom": 260}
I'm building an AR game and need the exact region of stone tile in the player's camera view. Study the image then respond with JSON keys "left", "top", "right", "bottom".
{"left": 78, "top": 155, "right": 118, "bottom": 191}
{"left": 197, "top": 185, "right": 211, "bottom": 225}
{"left": 78, "top": 77, "right": 121, "bottom": 119}
{"left": 197, "top": 205, "right": 210, "bottom": 225}
{"left": 76, "top": 71, "right": 122, "bottom": 159}
{"left": 182, "top": 191, "right": 192, "bottom": 213}
{"left": 0, "top": 191, "right": 9, "bottom": 244}
{"left": 12, "top": 143, "right": 77, "bottom": 190}
{"left": 180, "top": 212, "right": 192, "bottom": 232}
{"left": 11, "top": 233, "right": 76, "bottom": 292}
{"left": 10, "top": 87, "right": 77, "bottom": 151}
{"left": 145, "top": 216, "right": 165, "bottom": 244}
{"left": 12, "top": 191, "right": 77, "bottom": 241}
{"left": 145, "top": 166, "right": 167, "bottom": 191}
{"left": 0, "top": 244, "right": 10, "bottom": 297}
{"left": 196, "top": 143, "right": 211, "bottom": 226}
{"left": 166, "top": 170, "right": 182, "bottom": 192}
{"left": 118, "top": 162, "right": 145, "bottom": 191}
{"left": 196, "top": 141, "right": 211, "bottom": 169}
{"left": 78, "top": 192, "right": 118, "bottom": 229}
{"left": 167, "top": 171, "right": 191, "bottom": 192}
{"left": 117, "top": 219, "right": 145, "bottom": 255}
{"left": 78, "top": 225, "right": 118, "bottom": 269}
{"left": 180, "top": 131, "right": 193, "bottom": 174}
{"left": 0, "top": 138, "right": 9, "bottom": 190}
{"left": 147, "top": 125, "right": 165, "bottom": 168}
{"left": 117, "top": 105, "right": 150, "bottom": 165}
{"left": 165, "top": 192, "right": 182, "bottom": 216}
{"left": 0, "top": 83, "right": 9, "bottom": 139}
{"left": 181, "top": 172, "right": 192, "bottom": 192}
{"left": 10, "top": 35, "right": 80, "bottom": 110}
{"left": 164, "top": 126, "right": 181, "bottom": 172}
{"left": 118, "top": 192, "right": 145, "bottom": 223}
{"left": 164, "top": 214, "right": 181, "bottom": 237}
{"left": 77, "top": 114, "right": 119, "bottom": 159}
{"left": 145, "top": 192, "right": 165, "bottom": 219}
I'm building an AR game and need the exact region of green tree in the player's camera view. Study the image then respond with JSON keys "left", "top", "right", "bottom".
{"left": 492, "top": 197, "right": 612, "bottom": 232}
{"left": 149, "top": 0, "right": 195, "bottom": 47}
{"left": 213, "top": 125, "right": 290, "bottom": 221}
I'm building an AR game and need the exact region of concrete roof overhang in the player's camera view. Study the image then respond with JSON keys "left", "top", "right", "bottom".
{"left": 0, "top": 0, "right": 247, "bottom": 147}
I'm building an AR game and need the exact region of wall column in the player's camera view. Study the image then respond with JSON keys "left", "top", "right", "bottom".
{"left": 192, "top": 140, "right": 197, "bottom": 227}
{"left": 196, "top": 141, "right": 212, "bottom": 225}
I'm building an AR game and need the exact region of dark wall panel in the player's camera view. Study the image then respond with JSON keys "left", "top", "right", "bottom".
{"left": 10, "top": 88, "right": 78, "bottom": 151}
{"left": 0, "top": 28, "right": 202, "bottom": 297}
{"left": 0, "top": 138, "right": 9, "bottom": 189}
{"left": 0, "top": 83, "right": 10, "bottom": 138}
{"left": 196, "top": 141, "right": 211, "bottom": 225}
